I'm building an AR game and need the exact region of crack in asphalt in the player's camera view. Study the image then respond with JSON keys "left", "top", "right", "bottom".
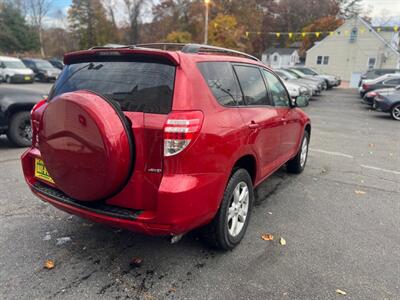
{"left": 52, "top": 270, "right": 97, "bottom": 297}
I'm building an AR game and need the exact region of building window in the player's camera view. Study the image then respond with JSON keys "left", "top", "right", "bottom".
{"left": 367, "top": 57, "right": 376, "bottom": 70}
{"left": 273, "top": 55, "right": 278, "bottom": 62}
{"left": 349, "top": 27, "right": 358, "bottom": 43}
{"left": 317, "top": 56, "right": 329, "bottom": 65}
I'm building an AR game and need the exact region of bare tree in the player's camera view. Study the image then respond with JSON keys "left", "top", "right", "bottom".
{"left": 102, "top": 0, "right": 118, "bottom": 28}
{"left": 123, "top": 0, "right": 146, "bottom": 44}
{"left": 25, "top": 0, "right": 53, "bottom": 57}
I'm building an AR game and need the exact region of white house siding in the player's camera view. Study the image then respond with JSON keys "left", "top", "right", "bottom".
{"left": 305, "top": 17, "right": 400, "bottom": 81}
{"left": 262, "top": 50, "right": 299, "bottom": 68}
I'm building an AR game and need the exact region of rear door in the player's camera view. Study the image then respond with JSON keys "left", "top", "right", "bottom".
{"left": 233, "top": 64, "right": 282, "bottom": 177}
{"left": 261, "top": 69, "right": 303, "bottom": 161}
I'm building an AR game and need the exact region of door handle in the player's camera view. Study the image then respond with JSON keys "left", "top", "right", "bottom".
{"left": 248, "top": 121, "right": 260, "bottom": 129}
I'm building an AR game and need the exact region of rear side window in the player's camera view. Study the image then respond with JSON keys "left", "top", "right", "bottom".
{"left": 50, "top": 61, "right": 176, "bottom": 114}
{"left": 197, "top": 62, "right": 242, "bottom": 106}
{"left": 234, "top": 65, "right": 270, "bottom": 106}
{"left": 385, "top": 78, "right": 400, "bottom": 85}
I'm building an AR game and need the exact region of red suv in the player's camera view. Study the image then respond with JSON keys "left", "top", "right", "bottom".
{"left": 21, "top": 44, "right": 311, "bottom": 250}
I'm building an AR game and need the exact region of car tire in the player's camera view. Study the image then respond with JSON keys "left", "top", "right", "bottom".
{"left": 6, "top": 111, "right": 32, "bottom": 147}
{"left": 287, "top": 131, "right": 310, "bottom": 174}
{"left": 201, "top": 168, "right": 254, "bottom": 250}
{"left": 390, "top": 103, "right": 400, "bottom": 121}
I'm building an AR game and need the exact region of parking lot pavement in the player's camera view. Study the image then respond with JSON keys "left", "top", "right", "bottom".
{"left": 0, "top": 89, "right": 399, "bottom": 299}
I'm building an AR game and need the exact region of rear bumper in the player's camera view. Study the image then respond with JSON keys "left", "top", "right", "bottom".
{"left": 8, "top": 74, "right": 34, "bottom": 83}
{"left": 373, "top": 100, "right": 391, "bottom": 112}
{"left": 22, "top": 149, "right": 225, "bottom": 236}
{"left": 362, "top": 96, "right": 374, "bottom": 105}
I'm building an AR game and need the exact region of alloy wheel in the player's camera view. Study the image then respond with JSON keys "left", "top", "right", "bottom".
{"left": 392, "top": 105, "right": 400, "bottom": 121}
{"left": 18, "top": 119, "right": 32, "bottom": 142}
{"left": 300, "top": 136, "right": 308, "bottom": 167}
{"left": 227, "top": 181, "right": 249, "bottom": 237}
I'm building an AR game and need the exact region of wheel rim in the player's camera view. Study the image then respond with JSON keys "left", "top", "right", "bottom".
{"left": 392, "top": 105, "right": 400, "bottom": 120}
{"left": 300, "top": 136, "right": 308, "bottom": 167}
{"left": 227, "top": 181, "right": 249, "bottom": 237}
{"left": 18, "top": 119, "right": 32, "bottom": 142}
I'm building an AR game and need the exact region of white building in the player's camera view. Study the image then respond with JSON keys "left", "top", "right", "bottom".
{"left": 305, "top": 16, "right": 400, "bottom": 85}
{"left": 262, "top": 48, "right": 300, "bottom": 68}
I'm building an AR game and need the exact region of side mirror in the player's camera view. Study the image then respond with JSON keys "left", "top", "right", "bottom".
{"left": 294, "top": 95, "right": 309, "bottom": 107}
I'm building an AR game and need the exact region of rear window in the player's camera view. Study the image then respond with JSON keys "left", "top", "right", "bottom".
{"left": 234, "top": 65, "right": 270, "bottom": 106}
{"left": 50, "top": 60, "right": 176, "bottom": 114}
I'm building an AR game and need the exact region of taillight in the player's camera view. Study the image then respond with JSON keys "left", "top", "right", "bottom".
{"left": 163, "top": 111, "right": 204, "bottom": 157}
{"left": 362, "top": 84, "right": 369, "bottom": 90}
{"left": 31, "top": 99, "right": 47, "bottom": 148}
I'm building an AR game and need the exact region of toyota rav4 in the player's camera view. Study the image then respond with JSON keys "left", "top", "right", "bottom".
{"left": 21, "top": 44, "right": 311, "bottom": 250}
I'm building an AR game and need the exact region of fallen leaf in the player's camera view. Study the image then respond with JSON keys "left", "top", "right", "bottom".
{"left": 261, "top": 233, "right": 273, "bottom": 241}
{"left": 129, "top": 257, "right": 143, "bottom": 268}
{"left": 368, "top": 143, "right": 375, "bottom": 147}
{"left": 44, "top": 259, "right": 55, "bottom": 269}
{"left": 355, "top": 190, "right": 366, "bottom": 195}
{"left": 335, "top": 289, "right": 347, "bottom": 295}
{"left": 279, "top": 237, "right": 286, "bottom": 245}
{"left": 267, "top": 212, "right": 272, "bottom": 215}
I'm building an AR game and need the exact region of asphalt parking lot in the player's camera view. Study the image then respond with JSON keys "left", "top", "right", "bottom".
{"left": 0, "top": 85, "right": 399, "bottom": 299}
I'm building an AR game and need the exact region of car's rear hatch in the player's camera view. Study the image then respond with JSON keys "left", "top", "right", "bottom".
{"left": 34, "top": 49, "right": 179, "bottom": 210}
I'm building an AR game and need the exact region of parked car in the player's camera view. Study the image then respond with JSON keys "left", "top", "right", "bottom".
{"left": 285, "top": 68, "right": 327, "bottom": 90}
{"left": 276, "top": 69, "right": 321, "bottom": 95}
{"left": 282, "top": 81, "right": 310, "bottom": 106}
{"left": 0, "top": 56, "right": 35, "bottom": 83}
{"left": 363, "top": 86, "right": 400, "bottom": 106}
{"left": 21, "top": 58, "right": 61, "bottom": 82}
{"left": 373, "top": 90, "right": 400, "bottom": 121}
{"left": 291, "top": 67, "right": 341, "bottom": 88}
{"left": 21, "top": 44, "right": 311, "bottom": 250}
{"left": 359, "top": 74, "right": 400, "bottom": 97}
{"left": 359, "top": 68, "right": 400, "bottom": 87}
{"left": 0, "top": 86, "right": 45, "bottom": 146}
{"left": 48, "top": 58, "right": 64, "bottom": 70}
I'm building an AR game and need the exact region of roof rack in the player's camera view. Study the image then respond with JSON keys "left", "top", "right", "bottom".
{"left": 136, "top": 43, "right": 260, "bottom": 61}
{"left": 89, "top": 43, "right": 259, "bottom": 61}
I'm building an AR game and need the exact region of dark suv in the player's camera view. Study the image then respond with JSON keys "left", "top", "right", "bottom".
{"left": 0, "top": 86, "right": 44, "bottom": 146}
{"left": 22, "top": 58, "right": 61, "bottom": 82}
{"left": 22, "top": 44, "right": 311, "bottom": 250}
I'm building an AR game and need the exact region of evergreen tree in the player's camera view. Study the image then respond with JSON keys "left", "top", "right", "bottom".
{"left": 0, "top": 2, "right": 39, "bottom": 53}
{"left": 68, "top": 0, "right": 114, "bottom": 49}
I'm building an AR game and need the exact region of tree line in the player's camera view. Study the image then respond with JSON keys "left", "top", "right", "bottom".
{"left": 0, "top": 0, "right": 364, "bottom": 58}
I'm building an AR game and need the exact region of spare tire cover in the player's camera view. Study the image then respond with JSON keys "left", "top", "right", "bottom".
{"left": 39, "top": 90, "right": 134, "bottom": 201}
